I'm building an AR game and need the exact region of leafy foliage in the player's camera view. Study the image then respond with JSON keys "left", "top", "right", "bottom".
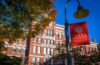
{"left": 0, "top": 0, "right": 57, "bottom": 65}
{"left": 0, "top": 41, "right": 5, "bottom": 53}
{"left": 0, "top": 0, "right": 57, "bottom": 40}
{"left": 0, "top": 54, "right": 22, "bottom": 65}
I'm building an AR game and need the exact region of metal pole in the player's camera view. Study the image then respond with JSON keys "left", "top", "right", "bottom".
{"left": 64, "top": 0, "right": 72, "bottom": 65}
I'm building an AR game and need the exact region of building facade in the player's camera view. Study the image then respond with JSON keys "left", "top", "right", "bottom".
{"left": 72, "top": 41, "right": 98, "bottom": 56}
{"left": 4, "top": 21, "right": 66, "bottom": 65}
{"left": 27, "top": 21, "right": 65, "bottom": 65}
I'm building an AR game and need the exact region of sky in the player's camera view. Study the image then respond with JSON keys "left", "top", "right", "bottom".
{"left": 54, "top": 0, "right": 100, "bottom": 43}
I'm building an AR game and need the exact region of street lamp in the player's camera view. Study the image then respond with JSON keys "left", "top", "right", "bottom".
{"left": 64, "top": 0, "right": 89, "bottom": 65}
{"left": 64, "top": 0, "right": 72, "bottom": 65}
{"left": 74, "top": 0, "right": 89, "bottom": 19}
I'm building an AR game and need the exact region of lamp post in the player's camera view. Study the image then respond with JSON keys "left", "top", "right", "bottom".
{"left": 64, "top": 0, "right": 72, "bottom": 65}
{"left": 64, "top": 0, "right": 89, "bottom": 65}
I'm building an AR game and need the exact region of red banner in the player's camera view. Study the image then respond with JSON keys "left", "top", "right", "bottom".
{"left": 70, "top": 22, "right": 90, "bottom": 47}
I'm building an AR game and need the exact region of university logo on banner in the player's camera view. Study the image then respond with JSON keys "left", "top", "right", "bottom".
{"left": 70, "top": 22, "right": 90, "bottom": 47}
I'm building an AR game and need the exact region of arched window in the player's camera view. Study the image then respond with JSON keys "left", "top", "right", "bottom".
{"left": 18, "top": 46, "right": 22, "bottom": 53}
{"left": 13, "top": 45, "right": 17, "bottom": 52}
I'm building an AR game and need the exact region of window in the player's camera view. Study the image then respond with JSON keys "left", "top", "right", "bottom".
{"left": 51, "top": 40, "right": 54, "bottom": 45}
{"left": 38, "top": 46, "right": 41, "bottom": 54}
{"left": 33, "top": 46, "right": 36, "bottom": 53}
{"left": 47, "top": 29, "right": 54, "bottom": 36}
{"left": 44, "top": 39, "right": 46, "bottom": 44}
{"left": 51, "top": 49, "right": 53, "bottom": 55}
{"left": 44, "top": 47, "right": 46, "bottom": 55}
{"left": 47, "top": 29, "right": 51, "bottom": 36}
{"left": 13, "top": 45, "right": 17, "bottom": 52}
{"left": 34, "top": 38, "right": 36, "bottom": 42}
{"left": 43, "top": 58, "right": 46, "bottom": 62}
{"left": 51, "top": 30, "right": 53, "bottom": 36}
{"left": 59, "top": 32, "right": 62, "bottom": 39}
{"left": 47, "top": 48, "right": 50, "bottom": 55}
{"left": 48, "top": 40, "right": 50, "bottom": 45}
{"left": 37, "top": 57, "right": 40, "bottom": 65}
{"left": 38, "top": 38, "right": 41, "bottom": 43}
{"left": 56, "top": 41, "right": 59, "bottom": 45}
{"left": 51, "top": 59, "right": 53, "bottom": 65}
{"left": 18, "top": 46, "right": 22, "bottom": 53}
{"left": 43, "top": 58, "right": 46, "bottom": 65}
{"left": 60, "top": 41, "right": 62, "bottom": 45}
{"left": 44, "top": 29, "right": 47, "bottom": 35}
{"left": 37, "top": 57, "right": 40, "bottom": 62}
{"left": 56, "top": 32, "right": 62, "bottom": 39}
{"left": 23, "top": 46, "right": 26, "bottom": 53}
{"left": 56, "top": 32, "right": 59, "bottom": 38}
{"left": 32, "top": 57, "right": 35, "bottom": 63}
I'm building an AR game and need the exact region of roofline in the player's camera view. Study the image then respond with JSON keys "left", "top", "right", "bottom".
{"left": 56, "top": 24, "right": 65, "bottom": 28}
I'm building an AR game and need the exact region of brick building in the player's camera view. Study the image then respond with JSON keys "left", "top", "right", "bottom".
{"left": 4, "top": 21, "right": 66, "bottom": 65}
{"left": 27, "top": 21, "right": 65, "bottom": 65}
{"left": 72, "top": 41, "right": 98, "bottom": 56}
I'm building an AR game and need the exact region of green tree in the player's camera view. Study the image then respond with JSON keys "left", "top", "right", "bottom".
{"left": 0, "top": 54, "right": 22, "bottom": 65}
{"left": 0, "top": 0, "right": 57, "bottom": 41}
{"left": 0, "top": 0, "right": 57, "bottom": 51}
{"left": 0, "top": 0, "right": 57, "bottom": 65}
